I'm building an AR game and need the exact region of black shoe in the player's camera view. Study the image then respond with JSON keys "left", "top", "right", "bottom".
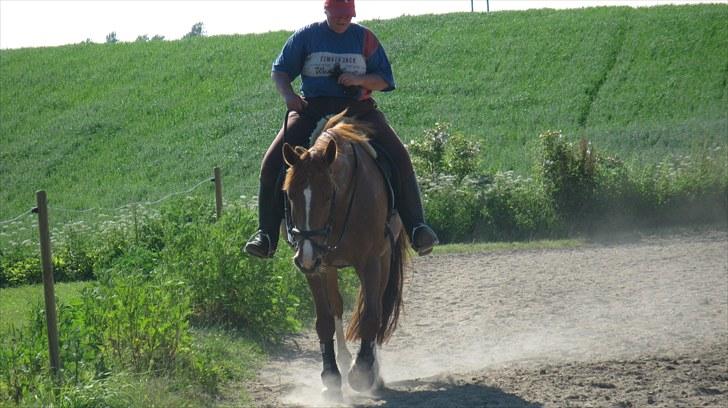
{"left": 244, "top": 230, "right": 276, "bottom": 258}
{"left": 411, "top": 224, "right": 438, "bottom": 256}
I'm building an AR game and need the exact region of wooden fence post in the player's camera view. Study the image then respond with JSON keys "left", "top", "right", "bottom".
{"left": 33, "top": 190, "right": 61, "bottom": 379}
{"left": 213, "top": 167, "right": 223, "bottom": 219}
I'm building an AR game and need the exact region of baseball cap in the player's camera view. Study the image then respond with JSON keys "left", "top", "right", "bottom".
{"left": 324, "top": 0, "right": 356, "bottom": 18}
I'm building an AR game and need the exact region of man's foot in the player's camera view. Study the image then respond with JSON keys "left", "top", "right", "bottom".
{"left": 244, "top": 231, "right": 276, "bottom": 258}
{"left": 410, "top": 224, "right": 439, "bottom": 256}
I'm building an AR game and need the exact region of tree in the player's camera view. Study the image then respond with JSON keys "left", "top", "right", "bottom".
{"left": 136, "top": 34, "right": 150, "bottom": 42}
{"left": 151, "top": 35, "right": 165, "bottom": 41}
{"left": 105, "top": 32, "right": 118, "bottom": 44}
{"left": 183, "top": 22, "right": 205, "bottom": 39}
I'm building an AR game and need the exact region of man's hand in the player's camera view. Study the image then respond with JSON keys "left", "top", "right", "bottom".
{"left": 338, "top": 73, "right": 390, "bottom": 91}
{"left": 337, "top": 73, "right": 363, "bottom": 87}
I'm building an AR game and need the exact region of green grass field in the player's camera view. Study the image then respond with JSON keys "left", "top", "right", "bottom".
{"left": 1, "top": 5, "right": 726, "bottom": 226}
{"left": 0, "top": 281, "right": 88, "bottom": 332}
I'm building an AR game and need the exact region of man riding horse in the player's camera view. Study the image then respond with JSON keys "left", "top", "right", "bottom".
{"left": 245, "top": 0, "right": 438, "bottom": 259}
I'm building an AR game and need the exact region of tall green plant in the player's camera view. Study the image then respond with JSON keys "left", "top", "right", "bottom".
{"left": 538, "top": 130, "right": 599, "bottom": 228}
{"left": 157, "top": 197, "right": 310, "bottom": 341}
{"left": 407, "top": 122, "right": 480, "bottom": 181}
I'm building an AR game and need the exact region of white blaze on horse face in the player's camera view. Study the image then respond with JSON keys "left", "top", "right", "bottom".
{"left": 301, "top": 185, "right": 315, "bottom": 268}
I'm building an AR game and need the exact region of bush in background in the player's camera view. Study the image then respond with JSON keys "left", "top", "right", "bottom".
{"left": 157, "top": 197, "right": 311, "bottom": 341}
{"left": 411, "top": 124, "right": 726, "bottom": 242}
{"left": 413, "top": 124, "right": 557, "bottom": 243}
{"left": 537, "top": 130, "right": 601, "bottom": 232}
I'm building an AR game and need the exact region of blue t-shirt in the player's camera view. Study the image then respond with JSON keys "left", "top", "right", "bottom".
{"left": 272, "top": 21, "right": 395, "bottom": 100}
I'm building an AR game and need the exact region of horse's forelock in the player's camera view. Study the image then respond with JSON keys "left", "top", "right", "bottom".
{"left": 283, "top": 147, "right": 333, "bottom": 193}
{"left": 285, "top": 112, "right": 369, "bottom": 193}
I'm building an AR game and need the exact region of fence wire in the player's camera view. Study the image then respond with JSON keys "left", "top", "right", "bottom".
{"left": 0, "top": 209, "right": 34, "bottom": 226}
{"left": 48, "top": 177, "right": 214, "bottom": 214}
{"left": 1, "top": 171, "right": 259, "bottom": 249}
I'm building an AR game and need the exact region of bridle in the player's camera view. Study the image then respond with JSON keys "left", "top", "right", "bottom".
{"left": 284, "top": 130, "right": 360, "bottom": 257}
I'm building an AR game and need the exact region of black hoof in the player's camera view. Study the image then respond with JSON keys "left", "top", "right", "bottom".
{"left": 322, "top": 367, "right": 342, "bottom": 389}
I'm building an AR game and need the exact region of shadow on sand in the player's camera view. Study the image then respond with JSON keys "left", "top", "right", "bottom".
{"left": 345, "top": 378, "right": 542, "bottom": 408}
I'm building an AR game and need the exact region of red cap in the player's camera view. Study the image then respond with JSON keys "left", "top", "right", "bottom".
{"left": 325, "top": 0, "right": 356, "bottom": 18}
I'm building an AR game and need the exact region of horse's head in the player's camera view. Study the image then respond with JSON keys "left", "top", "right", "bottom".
{"left": 282, "top": 137, "right": 338, "bottom": 273}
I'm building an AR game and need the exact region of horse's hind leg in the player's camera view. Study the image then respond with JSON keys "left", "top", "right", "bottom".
{"left": 323, "top": 266, "right": 352, "bottom": 374}
{"left": 305, "top": 271, "right": 342, "bottom": 400}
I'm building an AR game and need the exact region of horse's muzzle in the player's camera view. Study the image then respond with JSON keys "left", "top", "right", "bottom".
{"left": 294, "top": 254, "right": 321, "bottom": 274}
{"left": 293, "top": 239, "right": 323, "bottom": 273}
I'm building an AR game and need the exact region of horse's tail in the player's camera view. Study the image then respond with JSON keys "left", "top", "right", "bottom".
{"left": 378, "top": 231, "right": 409, "bottom": 344}
{"left": 345, "top": 230, "right": 410, "bottom": 345}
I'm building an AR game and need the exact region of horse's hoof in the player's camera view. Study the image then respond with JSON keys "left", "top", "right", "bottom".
{"left": 321, "top": 386, "right": 343, "bottom": 402}
{"left": 321, "top": 369, "right": 342, "bottom": 390}
{"left": 371, "top": 376, "right": 385, "bottom": 394}
{"left": 348, "top": 363, "right": 376, "bottom": 392}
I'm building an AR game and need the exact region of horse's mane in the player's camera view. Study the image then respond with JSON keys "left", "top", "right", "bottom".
{"left": 284, "top": 110, "right": 372, "bottom": 192}
{"left": 317, "top": 109, "right": 371, "bottom": 145}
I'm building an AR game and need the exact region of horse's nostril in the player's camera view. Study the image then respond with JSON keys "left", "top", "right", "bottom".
{"left": 294, "top": 254, "right": 317, "bottom": 274}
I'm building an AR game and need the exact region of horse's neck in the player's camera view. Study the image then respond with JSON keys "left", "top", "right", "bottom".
{"left": 330, "top": 138, "right": 357, "bottom": 188}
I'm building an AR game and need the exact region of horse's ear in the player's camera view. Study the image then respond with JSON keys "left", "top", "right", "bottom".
{"left": 283, "top": 143, "right": 299, "bottom": 167}
{"left": 324, "top": 139, "right": 337, "bottom": 165}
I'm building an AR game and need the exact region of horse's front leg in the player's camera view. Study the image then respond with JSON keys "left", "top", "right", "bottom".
{"left": 305, "top": 272, "right": 342, "bottom": 401}
{"left": 348, "top": 258, "right": 385, "bottom": 393}
{"left": 322, "top": 266, "right": 352, "bottom": 374}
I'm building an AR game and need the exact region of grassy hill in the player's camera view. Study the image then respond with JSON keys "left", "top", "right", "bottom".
{"left": 1, "top": 4, "right": 726, "bottom": 221}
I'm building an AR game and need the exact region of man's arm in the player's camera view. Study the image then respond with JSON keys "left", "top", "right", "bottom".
{"left": 272, "top": 71, "right": 307, "bottom": 112}
{"left": 337, "top": 73, "right": 390, "bottom": 91}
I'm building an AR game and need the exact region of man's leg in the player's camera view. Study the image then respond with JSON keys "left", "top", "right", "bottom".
{"left": 358, "top": 106, "right": 439, "bottom": 256}
{"left": 244, "top": 109, "right": 319, "bottom": 258}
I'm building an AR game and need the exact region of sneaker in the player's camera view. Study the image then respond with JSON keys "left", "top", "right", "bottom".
{"left": 244, "top": 230, "right": 276, "bottom": 258}
{"left": 411, "top": 224, "right": 439, "bottom": 256}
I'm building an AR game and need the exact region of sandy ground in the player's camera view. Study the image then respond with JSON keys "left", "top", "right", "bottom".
{"left": 239, "top": 229, "right": 728, "bottom": 408}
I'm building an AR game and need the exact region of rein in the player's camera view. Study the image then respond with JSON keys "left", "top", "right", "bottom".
{"left": 285, "top": 129, "right": 361, "bottom": 255}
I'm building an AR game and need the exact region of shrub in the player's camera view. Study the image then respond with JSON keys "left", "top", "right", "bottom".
{"left": 0, "top": 272, "right": 215, "bottom": 406}
{"left": 158, "top": 197, "right": 311, "bottom": 341}
{"left": 537, "top": 130, "right": 599, "bottom": 229}
{"left": 0, "top": 250, "right": 41, "bottom": 287}
{"left": 413, "top": 124, "right": 556, "bottom": 242}
{"left": 478, "top": 171, "right": 557, "bottom": 241}
{"left": 421, "top": 174, "right": 482, "bottom": 242}
{"left": 408, "top": 122, "right": 480, "bottom": 181}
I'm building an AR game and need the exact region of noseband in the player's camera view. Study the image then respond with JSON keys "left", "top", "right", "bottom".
{"left": 285, "top": 139, "right": 360, "bottom": 257}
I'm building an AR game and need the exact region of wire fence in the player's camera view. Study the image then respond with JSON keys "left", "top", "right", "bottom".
{"left": 0, "top": 168, "right": 259, "bottom": 250}
{"left": 0, "top": 210, "right": 34, "bottom": 227}
{"left": 48, "top": 177, "right": 213, "bottom": 215}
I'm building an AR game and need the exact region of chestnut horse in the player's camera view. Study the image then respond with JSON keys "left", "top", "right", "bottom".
{"left": 282, "top": 110, "right": 409, "bottom": 399}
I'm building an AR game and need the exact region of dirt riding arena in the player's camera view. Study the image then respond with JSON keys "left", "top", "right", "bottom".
{"left": 242, "top": 229, "right": 727, "bottom": 407}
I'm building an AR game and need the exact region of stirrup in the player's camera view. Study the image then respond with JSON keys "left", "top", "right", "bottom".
{"left": 244, "top": 231, "right": 276, "bottom": 258}
{"left": 411, "top": 224, "right": 439, "bottom": 256}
